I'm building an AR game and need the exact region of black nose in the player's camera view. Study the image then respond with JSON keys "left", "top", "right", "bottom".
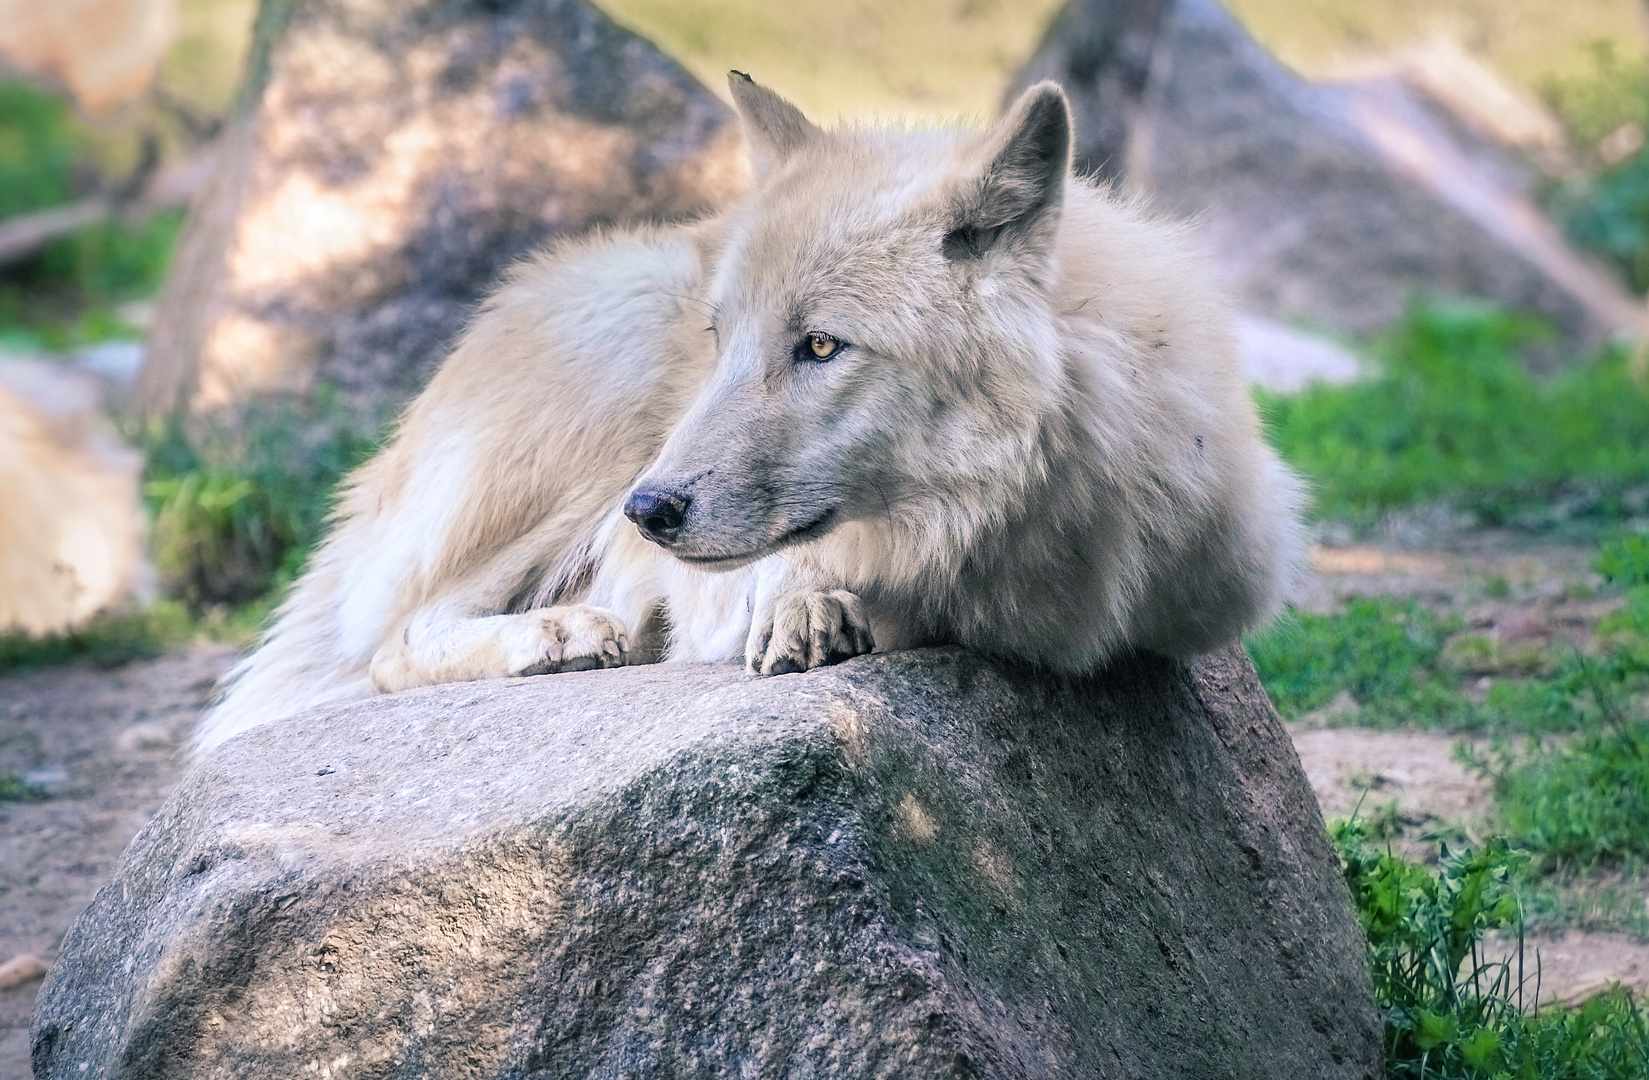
{"left": 623, "top": 487, "right": 690, "bottom": 544}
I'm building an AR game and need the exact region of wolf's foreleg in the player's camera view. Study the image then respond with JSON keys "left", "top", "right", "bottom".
{"left": 369, "top": 603, "right": 630, "bottom": 693}
{"left": 743, "top": 562, "right": 874, "bottom": 674}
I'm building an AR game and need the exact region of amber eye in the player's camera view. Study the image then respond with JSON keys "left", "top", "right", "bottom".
{"left": 803, "top": 332, "right": 842, "bottom": 360}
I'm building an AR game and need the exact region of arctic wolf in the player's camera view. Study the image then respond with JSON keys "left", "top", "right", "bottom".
{"left": 194, "top": 75, "right": 1304, "bottom": 753}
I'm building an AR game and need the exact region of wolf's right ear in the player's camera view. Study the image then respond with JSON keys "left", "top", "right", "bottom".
{"left": 729, "top": 71, "right": 821, "bottom": 177}
{"left": 944, "top": 82, "right": 1071, "bottom": 261}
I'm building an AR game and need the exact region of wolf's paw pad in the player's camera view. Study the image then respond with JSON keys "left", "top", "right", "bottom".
{"left": 748, "top": 590, "right": 875, "bottom": 676}
{"left": 517, "top": 605, "right": 629, "bottom": 675}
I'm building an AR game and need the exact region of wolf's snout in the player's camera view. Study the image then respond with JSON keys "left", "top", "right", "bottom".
{"left": 624, "top": 487, "right": 690, "bottom": 544}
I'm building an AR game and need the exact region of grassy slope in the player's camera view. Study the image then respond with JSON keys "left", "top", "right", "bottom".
{"left": 1223, "top": 0, "right": 1645, "bottom": 86}
{"left": 591, "top": 0, "right": 1646, "bottom": 125}
{"left": 592, "top": 0, "right": 1066, "bottom": 123}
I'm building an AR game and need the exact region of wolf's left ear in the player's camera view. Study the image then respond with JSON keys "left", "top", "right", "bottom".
{"left": 729, "top": 71, "right": 821, "bottom": 177}
{"left": 945, "top": 82, "right": 1071, "bottom": 260}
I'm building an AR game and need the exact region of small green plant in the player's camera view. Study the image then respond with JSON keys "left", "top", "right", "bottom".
{"left": 1333, "top": 821, "right": 1649, "bottom": 1079}
{"left": 137, "top": 390, "right": 382, "bottom": 608}
{"left": 1260, "top": 304, "right": 1649, "bottom": 527}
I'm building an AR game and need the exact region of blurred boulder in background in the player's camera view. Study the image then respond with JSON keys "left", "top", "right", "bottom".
{"left": 1015, "top": 0, "right": 1642, "bottom": 369}
{"left": 136, "top": 0, "right": 745, "bottom": 422}
{"left": 1013, "top": 0, "right": 1169, "bottom": 184}
{"left": 0, "top": 357, "right": 149, "bottom": 635}
{"left": 0, "top": 0, "right": 178, "bottom": 116}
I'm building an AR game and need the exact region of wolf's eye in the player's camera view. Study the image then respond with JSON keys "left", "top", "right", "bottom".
{"left": 799, "top": 332, "right": 842, "bottom": 361}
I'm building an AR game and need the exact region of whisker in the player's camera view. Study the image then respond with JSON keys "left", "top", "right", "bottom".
{"left": 661, "top": 292, "right": 717, "bottom": 316}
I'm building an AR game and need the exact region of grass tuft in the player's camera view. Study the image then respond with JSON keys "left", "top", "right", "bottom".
{"left": 1334, "top": 821, "right": 1649, "bottom": 1079}
{"left": 1461, "top": 537, "right": 1649, "bottom": 869}
{"left": 0, "top": 602, "right": 196, "bottom": 677}
{"left": 1259, "top": 304, "right": 1649, "bottom": 529}
{"left": 136, "top": 389, "right": 381, "bottom": 609}
{"left": 1247, "top": 597, "right": 1470, "bottom": 727}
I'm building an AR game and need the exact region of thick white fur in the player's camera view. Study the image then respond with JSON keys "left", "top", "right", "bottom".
{"left": 194, "top": 79, "right": 1304, "bottom": 753}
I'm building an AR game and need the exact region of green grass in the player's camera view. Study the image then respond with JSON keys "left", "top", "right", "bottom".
{"left": 1255, "top": 532, "right": 1649, "bottom": 886}
{"left": 1476, "top": 724, "right": 1649, "bottom": 869}
{"left": 1458, "top": 537, "right": 1649, "bottom": 870}
{"left": 0, "top": 81, "right": 79, "bottom": 219}
{"left": 1542, "top": 39, "right": 1649, "bottom": 292}
{"left": 1514, "top": 868, "right": 1649, "bottom": 940}
{"left": 1248, "top": 597, "right": 1475, "bottom": 727}
{"left": 1247, "top": 599, "right": 1595, "bottom": 734}
{"left": 1551, "top": 146, "right": 1649, "bottom": 295}
{"left": 1541, "top": 39, "right": 1649, "bottom": 151}
{"left": 136, "top": 388, "right": 381, "bottom": 608}
{"left": 1335, "top": 821, "right": 1649, "bottom": 1079}
{"left": 0, "top": 602, "right": 196, "bottom": 677}
{"left": 0, "top": 78, "right": 186, "bottom": 339}
{"left": 1250, "top": 537, "right": 1649, "bottom": 734}
{"left": 1259, "top": 304, "right": 1649, "bottom": 529}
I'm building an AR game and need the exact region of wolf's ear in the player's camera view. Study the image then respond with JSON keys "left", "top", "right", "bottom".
{"left": 944, "top": 82, "right": 1071, "bottom": 261}
{"left": 729, "top": 71, "right": 821, "bottom": 177}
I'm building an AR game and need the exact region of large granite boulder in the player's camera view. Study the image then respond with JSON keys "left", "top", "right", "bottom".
{"left": 1013, "top": 0, "right": 1641, "bottom": 366}
{"left": 33, "top": 648, "right": 1380, "bottom": 1079}
{"left": 135, "top": 0, "right": 744, "bottom": 417}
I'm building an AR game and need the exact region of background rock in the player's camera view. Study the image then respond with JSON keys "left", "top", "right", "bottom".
{"left": 0, "top": 356, "right": 150, "bottom": 634}
{"left": 1015, "top": 0, "right": 1642, "bottom": 367}
{"left": 33, "top": 648, "right": 1380, "bottom": 1079}
{"left": 1013, "top": 0, "right": 1170, "bottom": 183}
{"left": 135, "top": 0, "right": 744, "bottom": 420}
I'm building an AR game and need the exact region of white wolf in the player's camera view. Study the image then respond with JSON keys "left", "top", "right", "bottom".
{"left": 194, "top": 76, "right": 1304, "bottom": 753}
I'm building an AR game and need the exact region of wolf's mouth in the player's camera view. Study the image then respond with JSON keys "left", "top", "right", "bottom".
{"left": 675, "top": 508, "right": 839, "bottom": 569}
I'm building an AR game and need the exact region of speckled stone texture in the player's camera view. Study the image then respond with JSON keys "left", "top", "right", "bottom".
{"left": 33, "top": 648, "right": 1380, "bottom": 1079}
{"left": 137, "top": 0, "right": 744, "bottom": 417}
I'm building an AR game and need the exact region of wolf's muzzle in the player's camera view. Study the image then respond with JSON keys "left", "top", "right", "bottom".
{"left": 624, "top": 487, "right": 691, "bottom": 545}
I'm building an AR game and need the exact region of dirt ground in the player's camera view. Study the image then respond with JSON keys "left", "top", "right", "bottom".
{"left": 0, "top": 646, "right": 233, "bottom": 1080}
{"left": 1, "top": 533, "right": 1646, "bottom": 1077}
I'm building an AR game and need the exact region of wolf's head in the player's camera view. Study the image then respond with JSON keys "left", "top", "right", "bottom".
{"left": 625, "top": 75, "right": 1073, "bottom": 576}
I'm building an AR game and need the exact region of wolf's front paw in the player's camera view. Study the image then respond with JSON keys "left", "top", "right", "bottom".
{"left": 747, "top": 590, "right": 875, "bottom": 675}
{"left": 514, "top": 605, "right": 630, "bottom": 675}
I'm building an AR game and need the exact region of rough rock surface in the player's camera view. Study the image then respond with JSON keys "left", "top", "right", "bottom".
{"left": 33, "top": 647, "right": 1379, "bottom": 1079}
{"left": 1014, "top": 0, "right": 1640, "bottom": 364}
{"left": 136, "top": 0, "right": 744, "bottom": 417}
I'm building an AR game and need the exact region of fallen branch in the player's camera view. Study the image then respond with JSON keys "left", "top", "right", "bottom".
{"left": 0, "top": 142, "right": 214, "bottom": 269}
{"left": 0, "top": 199, "right": 113, "bottom": 265}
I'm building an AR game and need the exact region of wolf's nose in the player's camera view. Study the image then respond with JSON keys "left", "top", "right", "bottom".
{"left": 623, "top": 487, "right": 690, "bottom": 544}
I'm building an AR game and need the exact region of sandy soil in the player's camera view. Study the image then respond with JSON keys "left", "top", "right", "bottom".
{"left": 1291, "top": 726, "right": 1491, "bottom": 840}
